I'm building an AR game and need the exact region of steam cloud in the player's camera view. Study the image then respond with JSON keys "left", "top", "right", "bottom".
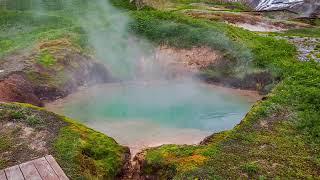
{"left": 301, "top": 0, "right": 320, "bottom": 17}
{"left": 70, "top": 0, "right": 157, "bottom": 79}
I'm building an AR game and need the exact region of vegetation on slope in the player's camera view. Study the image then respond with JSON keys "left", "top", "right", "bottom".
{"left": 141, "top": 59, "right": 320, "bottom": 178}
{"left": 131, "top": 7, "right": 320, "bottom": 180}
{"left": 0, "top": 0, "right": 319, "bottom": 178}
{"left": 0, "top": 102, "right": 128, "bottom": 179}
{"left": 0, "top": 37, "right": 112, "bottom": 106}
{"left": 136, "top": 0, "right": 251, "bottom": 11}
{"left": 0, "top": 10, "right": 73, "bottom": 57}
{"left": 279, "top": 27, "right": 320, "bottom": 37}
{"left": 129, "top": 10, "right": 297, "bottom": 92}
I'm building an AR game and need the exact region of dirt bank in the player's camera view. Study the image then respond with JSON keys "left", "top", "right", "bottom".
{"left": 0, "top": 39, "right": 113, "bottom": 106}
{"left": 183, "top": 10, "right": 310, "bottom": 32}
{"left": 154, "top": 45, "right": 221, "bottom": 76}
{"left": 203, "top": 83, "right": 262, "bottom": 102}
{"left": 137, "top": 45, "right": 273, "bottom": 94}
{"left": 134, "top": 45, "right": 221, "bottom": 80}
{"left": 0, "top": 102, "right": 130, "bottom": 179}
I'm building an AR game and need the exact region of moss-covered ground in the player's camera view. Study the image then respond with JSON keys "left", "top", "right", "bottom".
{"left": 0, "top": 0, "right": 319, "bottom": 178}
{"left": 0, "top": 102, "right": 128, "bottom": 179}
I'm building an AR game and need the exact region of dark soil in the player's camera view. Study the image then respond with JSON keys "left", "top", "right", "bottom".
{"left": 200, "top": 71, "right": 275, "bottom": 94}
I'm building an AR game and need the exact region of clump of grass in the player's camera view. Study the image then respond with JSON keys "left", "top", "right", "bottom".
{"left": 9, "top": 110, "right": 25, "bottom": 119}
{"left": 0, "top": 39, "right": 14, "bottom": 53}
{"left": 26, "top": 115, "right": 42, "bottom": 127}
{"left": 37, "top": 50, "right": 56, "bottom": 67}
{"left": 0, "top": 159, "right": 5, "bottom": 169}
{"left": 0, "top": 137, "right": 11, "bottom": 152}
{"left": 0, "top": 134, "right": 11, "bottom": 169}
{"left": 241, "top": 162, "right": 260, "bottom": 176}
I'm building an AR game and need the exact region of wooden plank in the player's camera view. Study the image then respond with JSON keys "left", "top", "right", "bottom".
{"left": 19, "top": 161, "right": 42, "bottom": 180}
{"left": 33, "top": 157, "right": 59, "bottom": 180}
{"left": 0, "top": 170, "right": 7, "bottom": 180}
{"left": 4, "top": 165, "right": 24, "bottom": 180}
{"left": 45, "top": 155, "right": 69, "bottom": 180}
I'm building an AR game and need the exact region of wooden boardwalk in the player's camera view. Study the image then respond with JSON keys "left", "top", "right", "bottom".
{"left": 0, "top": 155, "right": 69, "bottom": 180}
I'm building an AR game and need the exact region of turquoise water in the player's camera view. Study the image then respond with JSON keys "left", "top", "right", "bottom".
{"left": 47, "top": 81, "right": 256, "bottom": 152}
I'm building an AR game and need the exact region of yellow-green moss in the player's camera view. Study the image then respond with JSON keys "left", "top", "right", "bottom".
{"left": 37, "top": 50, "right": 56, "bottom": 67}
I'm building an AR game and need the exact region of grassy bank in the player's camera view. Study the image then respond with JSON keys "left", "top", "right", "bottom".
{"left": 141, "top": 59, "right": 320, "bottom": 178}
{"left": 277, "top": 27, "right": 320, "bottom": 37}
{"left": 0, "top": 102, "right": 128, "bottom": 179}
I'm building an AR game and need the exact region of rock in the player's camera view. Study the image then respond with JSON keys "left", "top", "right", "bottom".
{"left": 252, "top": 0, "right": 320, "bottom": 18}
{"left": 223, "top": 0, "right": 320, "bottom": 18}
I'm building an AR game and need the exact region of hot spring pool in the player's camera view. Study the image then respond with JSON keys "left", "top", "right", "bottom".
{"left": 46, "top": 81, "right": 259, "bottom": 154}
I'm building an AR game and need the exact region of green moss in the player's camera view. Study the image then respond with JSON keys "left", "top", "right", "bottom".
{"left": 278, "top": 27, "right": 320, "bottom": 38}
{"left": 0, "top": 39, "right": 14, "bottom": 52}
{"left": 53, "top": 123, "right": 126, "bottom": 179}
{"left": 37, "top": 50, "right": 57, "bottom": 67}
{"left": 9, "top": 110, "right": 26, "bottom": 119}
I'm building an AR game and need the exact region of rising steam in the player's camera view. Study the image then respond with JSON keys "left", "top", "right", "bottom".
{"left": 73, "top": 0, "right": 156, "bottom": 79}
{"left": 301, "top": 0, "right": 320, "bottom": 17}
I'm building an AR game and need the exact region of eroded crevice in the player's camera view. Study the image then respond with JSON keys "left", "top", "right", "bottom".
{"left": 118, "top": 150, "right": 149, "bottom": 180}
